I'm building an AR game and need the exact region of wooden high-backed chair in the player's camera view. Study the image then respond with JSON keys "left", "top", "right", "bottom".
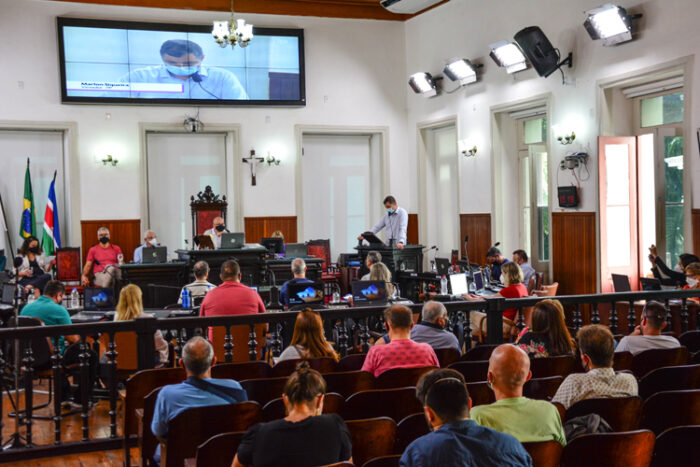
{"left": 190, "top": 186, "right": 228, "bottom": 244}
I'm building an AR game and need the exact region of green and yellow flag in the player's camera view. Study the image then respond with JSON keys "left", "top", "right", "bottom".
{"left": 19, "top": 158, "right": 36, "bottom": 239}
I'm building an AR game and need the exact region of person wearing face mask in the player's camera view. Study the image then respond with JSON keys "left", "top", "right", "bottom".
{"left": 648, "top": 244, "right": 698, "bottom": 288}
{"left": 485, "top": 246, "right": 510, "bottom": 282}
{"left": 358, "top": 195, "right": 408, "bottom": 249}
{"left": 683, "top": 262, "right": 700, "bottom": 298}
{"left": 16, "top": 235, "right": 54, "bottom": 295}
{"left": 123, "top": 39, "right": 248, "bottom": 100}
{"left": 133, "top": 229, "right": 160, "bottom": 264}
{"left": 82, "top": 227, "right": 123, "bottom": 288}
{"left": 203, "top": 216, "right": 229, "bottom": 249}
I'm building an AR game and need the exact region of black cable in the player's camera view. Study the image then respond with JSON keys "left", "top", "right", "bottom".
{"left": 197, "top": 82, "right": 219, "bottom": 100}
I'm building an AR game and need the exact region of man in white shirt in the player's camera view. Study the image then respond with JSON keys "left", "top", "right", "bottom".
{"left": 203, "top": 217, "right": 229, "bottom": 249}
{"left": 513, "top": 249, "right": 536, "bottom": 291}
{"left": 553, "top": 324, "right": 637, "bottom": 409}
{"left": 178, "top": 261, "right": 216, "bottom": 305}
{"left": 615, "top": 301, "right": 680, "bottom": 355}
{"left": 358, "top": 195, "right": 408, "bottom": 249}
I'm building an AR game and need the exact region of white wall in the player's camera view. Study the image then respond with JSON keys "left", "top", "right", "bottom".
{"left": 0, "top": 0, "right": 408, "bottom": 245}
{"left": 404, "top": 0, "right": 700, "bottom": 251}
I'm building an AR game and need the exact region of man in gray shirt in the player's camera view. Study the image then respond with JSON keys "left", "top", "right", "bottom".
{"left": 615, "top": 301, "right": 680, "bottom": 355}
{"left": 513, "top": 249, "right": 536, "bottom": 291}
{"left": 361, "top": 251, "right": 382, "bottom": 281}
{"left": 411, "top": 301, "right": 461, "bottom": 355}
{"left": 178, "top": 260, "right": 216, "bottom": 304}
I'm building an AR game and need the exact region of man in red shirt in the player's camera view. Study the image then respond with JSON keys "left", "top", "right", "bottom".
{"left": 362, "top": 305, "right": 439, "bottom": 377}
{"left": 200, "top": 260, "right": 266, "bottom": 339}
{"left": 82, "top": 227, "right": 123, "bottom": 288}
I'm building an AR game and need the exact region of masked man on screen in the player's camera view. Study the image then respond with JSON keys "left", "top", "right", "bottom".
{"left": 123, "top": 39, "right": 248, "bottom": 100}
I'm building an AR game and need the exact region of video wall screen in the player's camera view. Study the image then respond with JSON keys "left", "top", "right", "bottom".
{"left": 57, "top": 17, "right": 305, "bottom": 106}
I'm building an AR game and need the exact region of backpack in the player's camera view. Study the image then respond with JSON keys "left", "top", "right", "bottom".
{"left": 563, "top": 414, "right": 613, "bottom": 442}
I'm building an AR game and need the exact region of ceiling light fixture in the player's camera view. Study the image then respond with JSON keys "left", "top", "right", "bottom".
{"left": 584, "top": 3, "right": 642, "bottom": 46}
{"left": 489, "top": 41, "right": 528, "bottom": 74}
{"left": 443, "top": 59, "right": 482, "bottom": 85}
{"left": 212, "top": 0, "right": 254, "bottom": 49}
{"left": 408, "top": 72, "right": 439, "bottom": 97}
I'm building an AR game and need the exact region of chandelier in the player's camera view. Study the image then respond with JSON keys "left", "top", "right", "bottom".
{"left": 212, "top": 0, "right": 254, "bottom": 49}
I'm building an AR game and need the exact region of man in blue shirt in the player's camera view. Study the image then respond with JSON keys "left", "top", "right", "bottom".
{"left": 400, "top": 368, "right": 531, "bottom": 467}
{"left": 279, "top": 258, "right": 314, "bottom": 306}
{"left": 486, "top": 246, "right": 510, "bottom": 282}
{"left": 133, "top": 229, "right": 158, "bottom": 264}
{"left": 123, "top": 39, "right": 248, "bottom": 100}
{"left": 151, "top": 336, "right": 247, "bottom": 440}
{"left": 359, "top": 195, "right": 408, "bottom": 249}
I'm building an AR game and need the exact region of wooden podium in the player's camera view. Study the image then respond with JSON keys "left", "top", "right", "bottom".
{"left": 355, "top": 243, "right": 424, "bottom": 278}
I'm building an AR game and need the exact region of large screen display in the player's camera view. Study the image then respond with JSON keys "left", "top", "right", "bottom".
{"left": 57, "top": 17, "right": 305, "bottom": 106}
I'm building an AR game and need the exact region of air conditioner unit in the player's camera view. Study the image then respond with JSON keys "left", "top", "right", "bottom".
{"left": 380, "top": 0, "right": 443, "bottom": 14}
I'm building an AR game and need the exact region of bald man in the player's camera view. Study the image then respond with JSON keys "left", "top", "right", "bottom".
{"left": 203, "top": 216, "right": 229, "bottom": 249}
{"left": 470, "top": 344, "right": 566, "bottom": 446}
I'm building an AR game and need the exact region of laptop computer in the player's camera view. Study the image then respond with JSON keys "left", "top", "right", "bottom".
{"left": 352, "top": 280, "right": 388, "bottom": 307}
{"left": 611, "top": 273, "right": 632, "bottom": 292}
{"left": 435, "top": 258, "right": 451, "bottom": 276}
{"left": 220, "top": 232, "right": 245, "bottom": 249}
{"left": 472, "top": 270, "right": 489, "bottom": 296}
{"left": 285, "top": 243, "right": 308, "bottom": 259}
{"left": 142, "top": 246, "right": 167, "bottom": 264}
{"left": 261, "top": 237, "right": 284, "bottom": 254}
{"left": 449, "top": 273, "right": 469, "bottom": 296}
{"left": 640, "top": 277, "right": 662, "bottom": 291}
{"left": 287, "top": 282, "right": 325, "bottom": 307}
{"left": 84, "top": 287, "right": 116, "bottom": 311}
{"left": 2, "top": 283, "right": 16, "bottom": 304}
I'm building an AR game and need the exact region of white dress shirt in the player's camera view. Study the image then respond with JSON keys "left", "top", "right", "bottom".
{"left": 552, "top": 367, "right": 638, "bottom": 409}
{"left": 370, "top": 206, "right": 408, "bottom": 246}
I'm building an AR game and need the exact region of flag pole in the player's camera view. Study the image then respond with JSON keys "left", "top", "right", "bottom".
{"left": 0, "top": 192, "right": 13, "bottom": 256}
{"left": 53, "top": 170, "right": 57, "bottom": 183}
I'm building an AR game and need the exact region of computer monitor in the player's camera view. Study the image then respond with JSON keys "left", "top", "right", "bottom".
{"left": 352, "top": 280, "right": 388, "bottom": 306}
{"left": 449, "top": 273, "right": 468, "bottom": 296}
{"left": 611, "top": 273, "right": 631, "bottom": 293}
{"left": 472, "top": 271, "right": 484, "bottom": 292}
{"left": 435, "top": 258, "right": 451, "bottom": 276}
{"left": 221, "top": 232, "right": 245, "bottom": 249}
{"left": 261, "top": 237, "right": 284, "bottom": 254}
{"left": 287, "top": 282, "right": 325, "bottom": 307}
{"left": 640, "top": 277, "right": 662, "bottom": 291}
{"left": 84, "top": 287, "right": 116, "bottom": 311}
{"left": 285, "top": 243, "right": 308, "bottom": 259}
{"left": 142, "top": 246, "right": 167, "bottom": 264}
{"left": 2, "top": 283, "right": 16, "bottom": 304}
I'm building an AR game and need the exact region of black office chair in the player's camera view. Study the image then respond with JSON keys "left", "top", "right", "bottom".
{"left": 147, "top": 283, "right": 182, "bottom": 308}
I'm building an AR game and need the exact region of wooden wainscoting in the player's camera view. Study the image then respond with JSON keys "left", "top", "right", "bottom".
{"left": 459, "top": 214, "right": 491, "bottom": 265}
{"left": 693, "top": 209, "right": 700, "bottom": 256}
{"left": 244, "top": 217, "right": 298, "bottom": 243}
{"left": 407, "top": 214, "right": 419, "bottom": 246}
{"left": 551, "top": 212, "right": 596, "bottom": 296}
{"left": 80, "top": 219, "right": 141, "bottom": 264}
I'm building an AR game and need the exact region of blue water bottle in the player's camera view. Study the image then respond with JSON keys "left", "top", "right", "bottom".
{"left": 182, "top": 289, "right": 190, "bottom": 309}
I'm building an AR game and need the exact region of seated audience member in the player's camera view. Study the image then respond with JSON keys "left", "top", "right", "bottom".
{"left": 277, "top": 310, "right": 339, "bottom": 363}
{"left": 684, "top": 262, "right": 700, "bottom": 293}
{"left": 178, "top": 260, "right": 216, "bottom": 304}
{"left": 615, "top": 301, "right": 680, "bottom": 355}
{"left": 114, "top": 284, "right": 169, "bottom": 366}
{"left": 513, "top": 249, "right": 536, "bottom": 290}
{"left": 82, "top": 227, "right": 123, "bottom": 287}
{"left": 203, "top": 216, "right": 229, "bottom": 249}
{"left": 369, "top": 261, "right": 394, "bottom": 297}
{"left": 552, "top": 325, "right": 637, "bottom": 409}
{"left": 279, "top": 258, "right": 314, "bottom": 306}
{"left": 152, "top": 337, "right": 247, "bottom": 440}
{"left": 199, "top": 260, "right": 266, "bottom": 339}
{"left": 470, "top": 345, "right": 566, "bottom": 446}
{"left": 410, "top": 301, "right": 461, "bottom": 355}
{"left": 401, "top": 368, "right": 532, "bottom": 467}
{"left": 234, "top": 362, "right": 352, "bottom": 467}
{"left": 271, "top": 230, "right": 286, "bottom": 255}
{"left": 21, "top": 280, "right": 97, "bottom": 403}
{"left": 16, "top": 235, "right": 54, "bottom": 295}
{"left": 361, "top": 305, "right": 438, "bottom": 377}
{"left": 361, "top": 250, "right": 382, "bottom": 280}
{"left": 516, "top": 299, "right": 576, "bottom": 358}
{"left": 485, "top": 246, "right": 510, "bottom": 282}
{"left": 648, "top": 244, "right": 698, "bottom": 287}
{"left": 133, "top": 229, "right": 159, "bottom": 264}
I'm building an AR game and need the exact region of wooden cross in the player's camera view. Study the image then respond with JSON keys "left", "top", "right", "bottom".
{"left": 242, "top": 149, "right": 265, "bottom": 186}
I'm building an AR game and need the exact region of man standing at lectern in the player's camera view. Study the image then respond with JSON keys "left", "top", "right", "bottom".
{"left": 358, "top": 196, "right": 408, "bottom": 249}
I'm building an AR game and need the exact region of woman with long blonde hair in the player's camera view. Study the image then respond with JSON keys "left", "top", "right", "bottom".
{"left": 277, "top": 310, "right": 339, "bottom": 363}
{"left": 114, "top": 284, "right": 169, "bottom": 366}
{"left": 369, "top": 262, "right": 394, "bottom": 297}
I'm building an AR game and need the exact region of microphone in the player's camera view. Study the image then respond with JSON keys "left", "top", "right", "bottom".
{"left": 13, "top": 256, "right": 23, "bottom": 269}
{"left": 192, "top": 73, "right": 220, "bottom": 100}
{"left": 93, "top": 259, "right": 101, "bottom": 266}
{"left": 464, "top": 235, "right": 469, "bottom": 243}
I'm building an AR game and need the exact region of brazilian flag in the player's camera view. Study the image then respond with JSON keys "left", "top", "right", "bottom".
{"left": 19, "top": 159, "right": 36, "bottom": 239}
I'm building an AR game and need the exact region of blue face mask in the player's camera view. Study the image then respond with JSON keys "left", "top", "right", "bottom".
{"left": 387, "top": 208, "right": 395, "bottom": 214}
{"left": 166, "top": 64, "right": 199, "bottom": 77}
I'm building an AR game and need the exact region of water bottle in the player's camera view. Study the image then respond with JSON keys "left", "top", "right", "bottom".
{"left": 182, "top": 289, "right": 191, "bottom": 309}
{"left": 440, "top": 275, "right": 448, "bottom": 295}
{"left": 27, "top": 291, "right": 35, "bottom": 304}
{"left": 71, "top": 288, "right": 79, "bottom": 309}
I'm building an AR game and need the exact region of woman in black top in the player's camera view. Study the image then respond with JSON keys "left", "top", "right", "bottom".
{"left": 233, "top": 362, "right": 352, "bottom": 467}
{"left": 516, "top": 299, "right": 576, "bottom": 358}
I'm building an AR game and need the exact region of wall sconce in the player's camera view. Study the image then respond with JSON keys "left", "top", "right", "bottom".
{"left": 265, "top": 152, "right": 281, "bottom": 166}
{"left": 557, "top": 132, "right": 576, "bottom": 145}
{"left": 462, "top": 146, "right": 478, "bottom": 158}
{"left": 101, "top": 155, "right": 119, "bottom": 167}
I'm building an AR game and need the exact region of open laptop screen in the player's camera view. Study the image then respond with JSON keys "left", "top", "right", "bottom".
{"left": 352, "top": 280, "right": 388, "bottom": 305}
{"left": 449, "top": 273, "right": 468, "bottom": 296}
{"left": 472, "top": 271, "right": 484, "bottom": 292}
{"left": 84, "top": 287, "right": 116, "bottom": 311}
{"left": 287, "top": 282, "right": 324, "bottom": 307}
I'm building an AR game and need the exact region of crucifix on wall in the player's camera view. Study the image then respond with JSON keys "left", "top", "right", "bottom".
{"left": 242, "top": 149, "right": 265, "bottom": 186}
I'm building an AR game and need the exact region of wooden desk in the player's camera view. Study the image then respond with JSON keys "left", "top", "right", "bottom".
{"left": 265, "top": 257, "right": 324, "bottom": 283}
{"left": 176, "top": 245, "right": 268, "bottom": 286}
{"left": 120, "top": 262, "right": 188, "bottom": 307}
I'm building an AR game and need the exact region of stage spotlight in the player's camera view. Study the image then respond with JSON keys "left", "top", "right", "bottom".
{"left": 408, "top": 72, "right": 438, "bottom": 97}
{"left": 489, "top": 41, "right": 527, "bottom": 74}
{"left": 584, "top": 4, "right": 642, "bottom": 46}
{"left": 443, "top": 59, "right": 481, "bottom": 85}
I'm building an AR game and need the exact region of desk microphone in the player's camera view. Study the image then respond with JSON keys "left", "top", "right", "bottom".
{"left": 192, "top": 73, "right": 220, "bottom": 100}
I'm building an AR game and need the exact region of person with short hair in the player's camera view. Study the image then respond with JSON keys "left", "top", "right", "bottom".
{"left": 516, "top": 299, "right": 576, "bottom": 358}
{"left": 133, "top": 229, "right": 159, "bottom": 264}
{"left": 513, "top": 249, "right": 536, "bottom": 291}
{"left": 470, "top": 345, "right": 566, "bottom": 446}
{"left": 410, "top": 301, "right": 461, "bottom": 354}
{"left": 279, "top": 258, "right": 314, "bottom": 306}
{"left": 234, "top": 362, "right": 352, "bottom": 467}
{"left": 82, "top": 227, "right": 123, "bottom": 287}
{"left": 199, "top": 260, "right": 265, "bottom": 339}
{"left": 178, "top": 260, "right": 216, "bottom": 304}
{"left": 486, "top": 246, "right": 510, "bottom": 282}
{"left": 151, "top": 337, "right": 247, "bottom": 440}
{"left": 203, "top": 216, "right": 229, "bottom": 249}
{"left": 684, "top": 262, "right": 700, "bottom": 292}
{"left": 553, "top": 325, "right": 638, "bottom": 409}
{"left": 401, "top": 368, "right": 532, "bottom": 467}
{"left": 358, "top": 195, "right": 408, "bottom": 249}
{"left": 16, "top": 235, "right": 54, "bottom": 295}
{"left": 615, "top": 301, "right": 680, "bottom": 355}
{"left": 277, "top": 310, "right": 339, "bottom": 363}
{"left": 361, "top": 305, "right": 438, "bottom": 377}
{"left": 361, "top": 250, "right": 382, "bottom": 280}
